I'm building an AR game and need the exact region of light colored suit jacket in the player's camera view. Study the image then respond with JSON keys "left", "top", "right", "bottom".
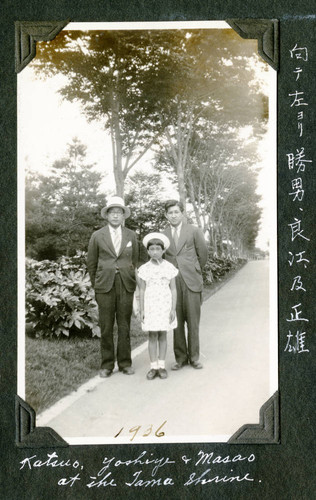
{"left": 163, "top": 223, "right": 208, "bottom": 292}
{"left": 87, "top": 225, "right": 138, "bottom": 293}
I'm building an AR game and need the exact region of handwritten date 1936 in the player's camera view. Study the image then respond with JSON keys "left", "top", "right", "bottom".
{"left": 114, "top": 421, "right": 167, "bottom": 441}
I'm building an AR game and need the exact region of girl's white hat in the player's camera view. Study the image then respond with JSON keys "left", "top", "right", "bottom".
{"left": 143, "top": 232, "right": 170, "bottom": 250}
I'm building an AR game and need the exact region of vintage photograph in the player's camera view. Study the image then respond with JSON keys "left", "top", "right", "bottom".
{"left": 18, "top": 21, "right": 277, "bottom": 444}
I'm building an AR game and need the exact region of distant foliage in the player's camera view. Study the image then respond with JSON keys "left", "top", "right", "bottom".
{"left": 124, "top": 171, "right": 167, "bottom": 240}
{"left": 26, "top": 252, "right": 100, "bottom": 338}
{"left": 25, "top": 138, "right": 105, "bottom": 261}
{"left": 202, "top": 254, "right": 246, "bottom": 285}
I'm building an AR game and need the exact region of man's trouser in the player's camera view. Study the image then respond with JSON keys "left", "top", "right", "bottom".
{"left": 95, "top": 274, "right": 133, "bottom": 370}
{"left": 174, "top": 273, "right": 202, "bottom": 365}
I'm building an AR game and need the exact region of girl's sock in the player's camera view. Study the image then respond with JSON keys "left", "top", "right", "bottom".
{"left": 158, "top": 359, "right": 165, "bottom": 369}
{"left": 151, "top": 361, "right": 158, "bottom": 370}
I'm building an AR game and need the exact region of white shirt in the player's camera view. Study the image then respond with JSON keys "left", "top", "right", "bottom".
{"left": 172, "top": 222, "right": 182, "bottom": 240}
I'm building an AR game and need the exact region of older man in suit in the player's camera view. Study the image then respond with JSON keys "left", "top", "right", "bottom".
{"left": 163, "top": 200, "right": 208, "bottom": 370}
{"left": 87, "top": 196, "right": 138, "bottom": 378}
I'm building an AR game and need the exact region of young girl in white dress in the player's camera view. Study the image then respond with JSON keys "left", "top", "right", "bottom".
{"left": 137, "top": 233, "right": 178, "bottom": 380}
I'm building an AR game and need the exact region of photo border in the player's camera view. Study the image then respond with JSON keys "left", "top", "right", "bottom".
{"left": 17, "top": 19, "right": 278, "bottom": 447}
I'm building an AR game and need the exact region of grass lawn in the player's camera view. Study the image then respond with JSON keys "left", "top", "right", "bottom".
{"left": 25, "top": 315, "right": 147, "bottom": 414}
{"left": 25, "top": 261, "right": 245, "bottom": 414}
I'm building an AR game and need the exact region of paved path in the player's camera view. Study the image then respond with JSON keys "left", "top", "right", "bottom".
{"left": 37, "top": 260, "right": 273, "bottom": 444}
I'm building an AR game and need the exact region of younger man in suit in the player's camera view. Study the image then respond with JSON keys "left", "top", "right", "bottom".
{"left": 87, "top": 196, "right": 138, "bottom": 378}
{"left": 163, "top": 200, "right": 208, "bottom": 370}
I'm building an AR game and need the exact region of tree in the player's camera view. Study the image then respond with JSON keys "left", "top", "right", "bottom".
{"left": 156, "top": 118, "right": 262, "bottom": 257}
{"left": 155, "top": 29, "right": 269, "bottom": 209}
{"left": 124, "top": 171, "right": 166, "bottom": 240}
{"left": 25, "top": 138, "right": 105, "bottom": 259}
{"left": 31, "top": 28, "right": 268, "bottom": 257}
{"left": 217, "top": 173, "right": 262, "bottom": 258}
{"left": 33, "top": 30, "right": 186, "bottom": 196}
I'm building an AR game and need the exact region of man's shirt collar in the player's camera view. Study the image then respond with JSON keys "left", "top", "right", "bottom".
{"left": 172, "top": 222, "right": 182, "bottom": 235}
{"left": 109, "top": 224, "right": 122, "bottom": 235}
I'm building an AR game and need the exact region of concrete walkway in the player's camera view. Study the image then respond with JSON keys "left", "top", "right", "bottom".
{"left": 37, "top": 260, "right": 273, "bottom": 444}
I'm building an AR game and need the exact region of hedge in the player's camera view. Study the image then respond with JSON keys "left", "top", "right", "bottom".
{"left": 25, "top": 250, "right": 245, "bottom": 338}
{"left": 202, "top": 255, "right": 246, "bottom": 285}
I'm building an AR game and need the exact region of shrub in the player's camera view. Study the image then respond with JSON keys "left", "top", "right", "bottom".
{"left": 25, "top": 251, "right": 100, "bottom": 338}
{"left": 202, "top": 255, "right": 246, "bottom": 285}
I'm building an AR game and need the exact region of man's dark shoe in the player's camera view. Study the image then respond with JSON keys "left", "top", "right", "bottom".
{"left": 171, "top": 362, "right": 185, "bottom": 371}
{"left": 158, "top": 368, "right": 168, "bottom": 379}
{"left": 191, "top": 361, "right": 203, "bottom": 369}
{"left": 146, "top": 369, "right": 158, "bottom": 380}
{"left": 120, "top": 366, "right": 135, "bottom": 375}
{"left": 100, "top": 369, "right": 112, "bottom": 378}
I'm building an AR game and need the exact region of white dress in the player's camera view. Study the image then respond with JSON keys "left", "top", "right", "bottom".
{"left": 138, "top": 259, "right": 178, "bottom": 331}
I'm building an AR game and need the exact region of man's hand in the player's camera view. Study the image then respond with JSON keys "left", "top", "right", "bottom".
{"left": 169, "top": 309, "right": 176, "bottom": 323}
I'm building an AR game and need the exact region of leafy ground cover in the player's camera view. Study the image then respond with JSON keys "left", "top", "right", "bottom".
{"left": 25, "top": 259, "right": 246, "bottom": 414}
{"left": 25, "top": 253, "right": 100, "bottom": 338}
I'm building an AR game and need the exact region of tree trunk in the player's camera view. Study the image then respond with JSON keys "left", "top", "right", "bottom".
{"left": 177, "top": 163, "right": 187, "bottom": 211}
{"left": 176, "top": 107, "right": 187, "bottom": 212}
{"left": 164, "top": 101, "right": 196, "bottom": 215}
{"left": 109, "top": 87, "right": 125, "bottom": 197}
{"left": 113, "top": 100, "right": 124, "bottom": 197}
{"left": 187, "top": 176, "right": 202, "bottom": 227}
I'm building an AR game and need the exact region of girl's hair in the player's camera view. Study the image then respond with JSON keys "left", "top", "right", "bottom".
{"left": 146, "top": 238, "right": 165, "bottom": 250}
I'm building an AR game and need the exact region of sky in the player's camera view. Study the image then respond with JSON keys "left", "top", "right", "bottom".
{"left": 18, "top": 22, "right": 276, "bottom": 251}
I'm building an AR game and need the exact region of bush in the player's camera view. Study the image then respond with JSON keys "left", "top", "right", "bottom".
{"left": 202, "top": 255, "right": 246, "bottom": 285}
{"left": 25, "top": 250, "right": 245, "bottom": 338}
{"left": 25, "top": 251, "right": 100, "bottom": 338}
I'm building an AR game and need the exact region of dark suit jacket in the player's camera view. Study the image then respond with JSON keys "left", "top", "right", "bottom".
{"left": 163, "top": 223, "right": 208, "bottom": 292}
{"left": 87, "top": 225, "right": 138, "bottom": 293}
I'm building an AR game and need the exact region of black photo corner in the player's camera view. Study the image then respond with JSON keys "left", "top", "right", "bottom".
{"left": 1, "top": 1, "right": 315, "bottom": 498}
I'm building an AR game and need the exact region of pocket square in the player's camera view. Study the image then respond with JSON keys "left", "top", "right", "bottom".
{"left": 126, "top": 241, "right": 132, "bottom": 247}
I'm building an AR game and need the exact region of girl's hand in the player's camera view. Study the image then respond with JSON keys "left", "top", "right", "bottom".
{"left": 139, "top": 310, "right": 145, "bottom": 323}
{"left": 169, "top": 309, "right": 176, "bottom": 323}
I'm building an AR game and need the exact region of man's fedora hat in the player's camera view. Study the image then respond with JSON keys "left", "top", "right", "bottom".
{"left": 101, "top": 196, "right": 131, "bottom": 219}
{"left": 143, "top": 232, "right": 170, "bottom": 250}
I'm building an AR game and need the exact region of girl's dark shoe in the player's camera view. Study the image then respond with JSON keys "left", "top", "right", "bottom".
{"left": 146, "top": 369, "right": 158, "bottom": 380}
{"left": 158, "top": 368, "right": 168, "bottom": 379}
